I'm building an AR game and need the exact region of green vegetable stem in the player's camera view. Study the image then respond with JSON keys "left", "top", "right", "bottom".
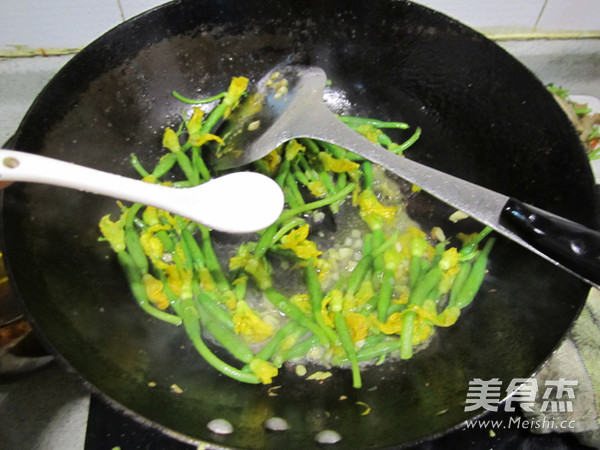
{"left": 97, "top": 75, "right": 494, "bottom": 389}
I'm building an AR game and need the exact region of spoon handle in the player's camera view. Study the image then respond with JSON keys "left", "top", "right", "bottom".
{"left": 0, "top": 149, "right": 284, "bottom": 233}
{"left": 0, "top": 149, "right": 175, "bottom": 207}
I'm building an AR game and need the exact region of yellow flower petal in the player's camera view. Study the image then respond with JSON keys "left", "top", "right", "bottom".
{"left": 162, "top": 127, "right": 181, "bottom": 153}
{"left": 280, "top": 225, "right": 322, "bottom": 260}
{"left": 345, "top": 312, "right": 369, "bottom": 342}
{"left": 224, "top": 77, "right": 249, "bottom": 105}
{"left": 142, "top": 274, "right": 169, "bottom": 309}
{"left": 291, "top": 294, "right": 312, "bottom": 314}
{"left": 319, "top": 152, "right": 360, "bottom": 173}
{"left": 233, "top": 301, "right": 274, "bottom": 343}
{"left": 223, "top": 76, "right": 249, "bottom": 117}
{"left": 250, "top": 358, "right": 278, "bottom": 384}
{"left": 285, "top": 140, "right": 306, "bottom": 160}
{"left": 186, "top": 107, "right": 204, "bottom": 135}
{"left": 321, "top": 290, "right": 342, "bottom": 328}
{"left": 98, "top": 214, "right": 125, "bottom": 252}
{"left": 199, "top": 267, "right": 216, "bottom": 292}
{"left": 356, "top": 124, "right": 382, "bottom": 143}
{"left": 377, "top": 312, "right": 404, "bottom": 335}
{"left": 308, "top": 180, "right": 327, "bottom": 198}
{"left": 140, "top": 232, "right": 164, "bottom": 261}
{"left": 263, "top": 148, "right": 282, "bottom": 174}
{"left": 189, "top": 132, "right": 225, "bottom": 147}
{"left": 142, "top": 206, "right": 160, "bottom": 226}
{"left": 357, "top": 189, "right": 397, "bottom": 230}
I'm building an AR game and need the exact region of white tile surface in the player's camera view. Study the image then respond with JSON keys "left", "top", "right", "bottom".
{"left": 537, "top": 0, "right": 600, "bottom": 32}
{"left": 0, "top": 55, "right": 73, "bottom": 144}
{"left": 0, "top": 0, "right": 597, "bottom": 53}
{"left": 119, "top": 0, "right": 170, "bottom": 20}
{"left": 415, "top": 0, "right": 546, "bottom": 32}
{"left": 0, "top": 0, "right": 122, "bottom": 52}
{"left": 499, "top": 39, "right": 600, "bottom": 99}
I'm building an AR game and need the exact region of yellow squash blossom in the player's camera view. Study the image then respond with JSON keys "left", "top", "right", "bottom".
{"left": 142, "top": 206, "right": 161, "bottom": 226}
{"left": 142, "top": 174, "right": 158, "bottom": 184}
{"left": 345, "top": 312, "right": 370, "bottom": 342}
{"left": 186, "top": 107, "right": 204, "bottom": 135}
{"left": 223, "top": 76, "right": 249, "bottom": 117}
{"left": 185, "top": 106, "right": 225, "bottom": 146}
{"left": 438, "top": 247, "right": 461, "bottom": 294}
{"left": 319, "top": 152, "right": 360, "bottom": 173}
{"left": 188, "top": 132, "right": 224, "bottom": 147}
{"left": 314, "top": 257, "right": 332, "bottom": 281}
{"left": 229, "top": 244, "right": 272, "bottom": 290}
{"left": 229, "top": 244, "right": 252, "bottom": 271}
{"left": 280, "top": 225, "right": 322, "bottom": 260}
{"left": 291, "top": 294, "right": 312, "bottom": 314}
{"left": 383, "top": 248, "right": 410, "bottom": 280}
{"left": 285, "top": 139, "right": 305, "bottom": 161}
{"left": 356, "top": 124, "right": 382, "bottom": 143}
{"left": 139, "top": 224, "right": 168, "bottom": 262}
{"left": 223, "top": 290, "right": 238, "bottom": 311}
{"left": 249, "top": 358, "right": 278, "bottom": 384}
{"left": 142, "top": 274, "right": 169, "bottom": 310}
{"left": 401, "top": 226, "right": 435, "bottom": 259}
{"left": 233, "top": 301, "right": 274, "bottom": 343}
{"left": 377, "top": 311, "right": 432, "bottom": 345}
{"left": 321, "top": 289, "right": 343, "bottom": 328}
{"left": 98, "top": 214, "right": 125, "bottom": 252}
{"left": 226, "top": 76, "right": 249, "bottom": 101}
{"left": 279, "top": 332, "right": 300, "bottom": 352}
{"left": 412, "top": 322, "right": 433, "bottom": 345}
{"left": 377, "top": 312, "right": 404, "bottom": 335}
{"left": 262, "top": 148, "right": 282, "bottom": 174}
{"left": 162, "top": 209, "right": 181, "bottom": 230}
{"left": 377, "top": 301, "right": 460, "bottom": 336}
{"left": 420, "top": 299, "right": 460, "bottom": 327}
{"left": 164, "top": 265, "right": 193, "bottom": 299}
{"left": 357, "top": 189, "right": 397, "bottom": 230}
{"left": 436, "top": 307, "right": 461, "bottom": 327}
{"left": 440, "top": 247, "right": 460, "bottom": 271}
{"left": 199, "top": 266, "right": 217, "bottom": 292}
{"left": 162, "top": 127, "right": 181, "bottom": 153}
{"left": 307, "top": 180, "right": 327, "bottom": 198}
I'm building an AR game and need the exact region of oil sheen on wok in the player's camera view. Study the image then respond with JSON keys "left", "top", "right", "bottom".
{"left": 98, "top": 76, "right": 494, "bottom": 389}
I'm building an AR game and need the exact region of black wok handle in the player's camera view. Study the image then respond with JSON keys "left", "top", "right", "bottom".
{"left": 501, "top": 197, "right": 600, "bottom": 287}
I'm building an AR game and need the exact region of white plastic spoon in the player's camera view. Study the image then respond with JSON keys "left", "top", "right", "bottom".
{"left": 0, "top": 149, "right": 284, "bottom": 234}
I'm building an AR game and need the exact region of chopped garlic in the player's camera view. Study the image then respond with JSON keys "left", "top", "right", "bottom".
{"left": 449, "top": 210, "right": 469, "bottom": 223}
{"left": 307, "top": 371, "right": 333, "bottom": 381}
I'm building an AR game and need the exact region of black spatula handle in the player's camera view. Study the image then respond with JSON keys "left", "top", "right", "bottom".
{"left": 501, "top": 197, "right": 600, "bottom": 287}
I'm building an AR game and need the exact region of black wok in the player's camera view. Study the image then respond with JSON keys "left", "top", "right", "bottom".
{"left": 2, "top": 0, "right": 597, "bottom": 448}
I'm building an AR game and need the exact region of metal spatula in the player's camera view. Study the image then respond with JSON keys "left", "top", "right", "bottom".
{"left": 212, "top": 65, "right": 600, "bottom": 289}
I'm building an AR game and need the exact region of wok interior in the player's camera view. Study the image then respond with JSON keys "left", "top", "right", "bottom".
{"left": 2, "top": 0, "right": 597, "bottom": 448}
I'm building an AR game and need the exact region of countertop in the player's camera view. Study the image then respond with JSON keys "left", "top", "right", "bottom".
{"left": 0, "top": 38, "right": 598, "bottom": 450}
